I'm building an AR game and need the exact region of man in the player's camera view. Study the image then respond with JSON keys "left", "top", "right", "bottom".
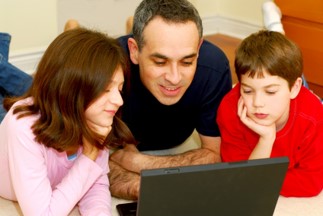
{"left": 110, "top": 0, "right": 232, "bottom": 200}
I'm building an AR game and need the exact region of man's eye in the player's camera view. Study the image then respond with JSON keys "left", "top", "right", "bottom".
{"left": 182, "top": 61, "right": 193, "bottom": 66}
{"left": 154, "top": 61, "right": 165, "bottom": 66}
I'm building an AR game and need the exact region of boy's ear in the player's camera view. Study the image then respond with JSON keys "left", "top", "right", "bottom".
{"left": 128, "top": 38, "right": 139, "bottom": 65}
{"left": 290, "top": 77, "right": 303, "bottom": 99}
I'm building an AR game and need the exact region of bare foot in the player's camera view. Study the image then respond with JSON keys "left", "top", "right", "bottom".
{"left": 64, "top": 19, "right": 80, "bottom": 32}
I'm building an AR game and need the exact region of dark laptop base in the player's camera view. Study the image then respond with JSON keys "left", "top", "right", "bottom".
{"left": 117, "top": 157, "right": 289, "bottom": 216}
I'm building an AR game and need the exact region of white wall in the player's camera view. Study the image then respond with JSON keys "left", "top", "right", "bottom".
{"left": 1, "top": 0, "right": 268, "bottom": 73}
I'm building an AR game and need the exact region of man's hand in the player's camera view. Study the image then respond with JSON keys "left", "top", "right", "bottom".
{"left": 108, "top": 160, "right": 140, "bottom": 200}
{"left": 110, "top": 144, "right": 142, "bottom": 173}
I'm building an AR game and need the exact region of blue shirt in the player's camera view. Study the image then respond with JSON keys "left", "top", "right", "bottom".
{"left": 118, "top": 35, "right": 232, "bottom": 151}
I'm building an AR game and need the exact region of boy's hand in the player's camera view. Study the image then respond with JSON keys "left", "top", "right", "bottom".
{"left": 237, "top": 97, "right": 276, "bottom": 140}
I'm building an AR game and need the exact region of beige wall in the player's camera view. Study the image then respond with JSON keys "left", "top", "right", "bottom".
{"left": 0, "top": 0, "right": 57, "bottom": 52}
{"left": 1, "top": 0, "right": 267, "bottom": 54}
{"left": 210, "top": 0, "right": 266, "bottom": 25}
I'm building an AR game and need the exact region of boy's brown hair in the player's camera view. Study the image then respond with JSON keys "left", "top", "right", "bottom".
{"left": 235, "top": 30, "right": 303, "bottom": 89}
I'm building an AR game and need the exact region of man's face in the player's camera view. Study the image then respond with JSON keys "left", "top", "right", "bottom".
{"left": 129, "top": 17, "right": 202, "bottom": 105}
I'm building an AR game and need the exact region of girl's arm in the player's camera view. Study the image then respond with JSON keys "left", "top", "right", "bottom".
{"left": 7, "top": 115, "right": 109, "bottom": 215}
{"left": 78, "top": 150, "right": 111, "bottom": 216}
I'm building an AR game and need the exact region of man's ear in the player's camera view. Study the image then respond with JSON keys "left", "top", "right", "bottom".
{"left": 196, "top": 38, "right": 203, "bottom": 58}
{"left": 290, "top": 77, "right": 303, "bottom": 99}
{"left": 128, "top": 38, "right": 139, "bottom": 65}
{"left": 198, "top": 38, "right": 203, "bottom": 49}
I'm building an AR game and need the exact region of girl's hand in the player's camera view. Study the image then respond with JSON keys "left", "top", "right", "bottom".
{"left": 82, "top": 137, "right": 100, "bottom": 161}
{"left": 87, "top": 120, "right": 112, "bottom": 138}
{"left": 82, "top": 122, "right": 112, "bottom": 161}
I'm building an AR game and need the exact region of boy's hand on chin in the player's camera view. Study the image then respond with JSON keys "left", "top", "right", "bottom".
{"left": 237, "top": 97, "right": 276, "bottom": 139}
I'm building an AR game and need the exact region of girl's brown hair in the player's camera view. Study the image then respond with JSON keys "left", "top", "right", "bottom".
{"left": 4, "top": 28, "right": 136, "bottom": 151}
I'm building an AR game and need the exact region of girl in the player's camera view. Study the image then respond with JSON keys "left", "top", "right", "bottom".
{"left": 0, "top": 28, "right": 135, "bottom": 215}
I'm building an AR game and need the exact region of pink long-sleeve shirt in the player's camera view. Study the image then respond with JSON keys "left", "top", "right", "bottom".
{"left": 0, "top": 99, "right": 112, "bottom": 216}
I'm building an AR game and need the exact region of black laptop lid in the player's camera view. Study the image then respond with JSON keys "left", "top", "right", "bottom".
{"left": 136, "top": 157, "right": 289, "bottom": 216}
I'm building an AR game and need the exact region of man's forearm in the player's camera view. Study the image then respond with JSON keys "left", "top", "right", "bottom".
{"left": 110, "top": 136, "right": 221, "bottom": 174}
{"left": 138, "top": 147, "right": 220, "bottom": 171}
{"left": 108, "top": 160, "right": 140, "bottom": 200}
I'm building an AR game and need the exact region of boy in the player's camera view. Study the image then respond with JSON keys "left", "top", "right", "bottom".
{"left": 217, "top": 30, "right": 323, "bottom": 197}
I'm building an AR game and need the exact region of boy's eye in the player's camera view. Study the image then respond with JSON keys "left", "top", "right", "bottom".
{"left": 266, "top": 91, "right": 277, "bottom": 95}
{"left": 242, "top": 89, "right": 252, "bottom": 94}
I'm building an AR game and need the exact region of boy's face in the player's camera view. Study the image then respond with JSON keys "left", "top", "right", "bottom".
{"left": 240, "top": 71, "right": 298, "bottom": 131}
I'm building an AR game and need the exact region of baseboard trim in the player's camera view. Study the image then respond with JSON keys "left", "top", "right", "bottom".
{"left": 203, "top": 15, "right": 263, "bottom": 39}
{"left": 9, "top": 16, "right": 262, "bottom": 74}
{"left": 9, "top": 47, "right": 46, "bottom": 75}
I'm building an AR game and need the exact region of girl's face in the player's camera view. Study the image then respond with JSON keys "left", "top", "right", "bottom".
{"left": 85, "top": 67, "right": 124, "bottom": 136}
{"left": 240, "top": 71, "right": 301, "bottom": 131}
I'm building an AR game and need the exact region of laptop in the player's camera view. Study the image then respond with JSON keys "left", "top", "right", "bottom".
{"left": 117, "top": 157, "right": 289, "bottom": 216}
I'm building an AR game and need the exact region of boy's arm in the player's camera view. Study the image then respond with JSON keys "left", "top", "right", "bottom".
{"left": 216, "top": 90, "right": 275, "bottom": 162}
{"left": 237, "top": 97, "right": 276, "bottom": 159}
{"left": 280, "top": 124, "right": 323, "bottom": 197}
